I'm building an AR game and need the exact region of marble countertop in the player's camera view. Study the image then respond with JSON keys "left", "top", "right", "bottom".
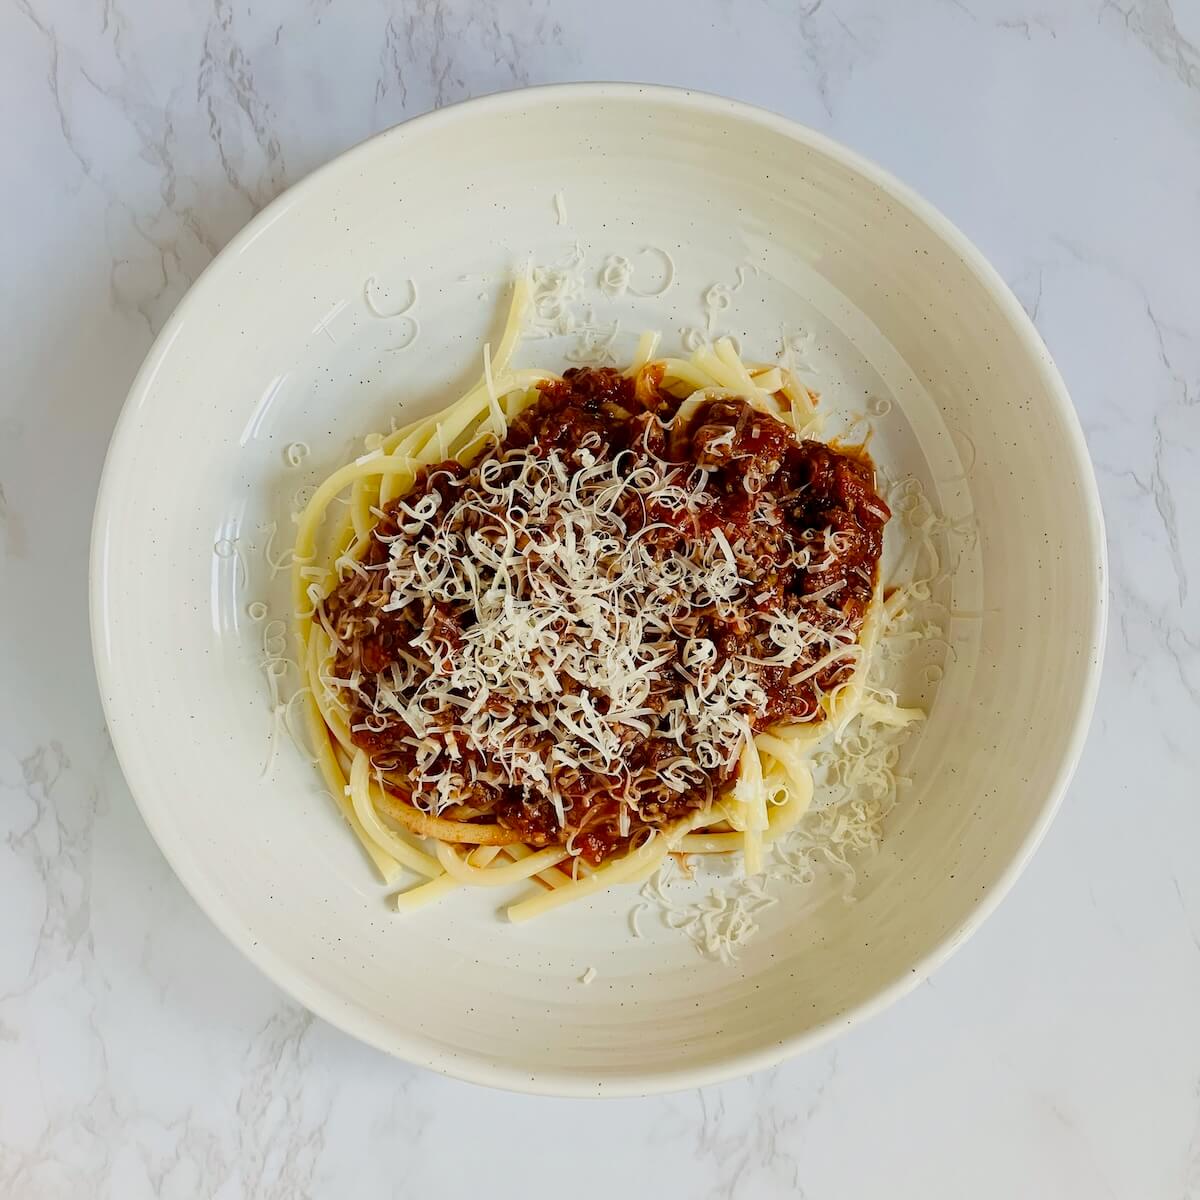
{"left": 3, "top": 1, "right": 1198, "bottom": 1196}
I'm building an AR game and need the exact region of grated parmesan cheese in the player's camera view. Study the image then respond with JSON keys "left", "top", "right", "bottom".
{"left": 284, "top": 441, "right": 311, "bottom": 467}
{"left": 599, "top": 254, "right": 632, "bottom": 298}
{"left": 212, "top": 534, "right": 247, "bottom": 588}
{"left": 364, "top": 276, "right": 417, "bottom": 320}
{"left": 325, "top": 438, "right": 862, "bottom": 830}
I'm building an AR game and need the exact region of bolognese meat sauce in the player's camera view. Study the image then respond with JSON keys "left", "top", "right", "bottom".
{"left": 319, "top": 367, "right": 890, "bottom": 864}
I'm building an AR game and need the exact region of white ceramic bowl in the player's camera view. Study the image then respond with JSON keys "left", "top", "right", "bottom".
{"left": 91, "top": 85, "right": 1105, "bottom": 1096}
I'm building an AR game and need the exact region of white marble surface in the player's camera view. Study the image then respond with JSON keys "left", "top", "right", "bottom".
{"left": 2, "top": 0, "right": 1198, "bottom": 1195}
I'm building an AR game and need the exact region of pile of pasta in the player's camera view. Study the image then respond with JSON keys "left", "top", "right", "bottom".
{"left": 290, "top": 278, "right": 921, "bottom": 920}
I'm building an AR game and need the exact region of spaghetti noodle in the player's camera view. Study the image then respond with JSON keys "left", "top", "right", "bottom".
{"left": 291, "top": 278, "right": 919, "bottom": 921}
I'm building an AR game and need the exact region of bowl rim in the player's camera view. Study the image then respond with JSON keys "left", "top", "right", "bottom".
{"left": 90, "top": 81, "right": 1108, "bottom": 1098}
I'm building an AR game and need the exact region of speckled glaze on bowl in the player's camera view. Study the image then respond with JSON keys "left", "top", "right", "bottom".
{"left": 90, "top": 84, "right": 1105, "bottom": 1096}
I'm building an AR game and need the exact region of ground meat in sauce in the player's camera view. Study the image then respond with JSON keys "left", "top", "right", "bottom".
{"left": 320, "top": 367, "right": 890, "bottom": 863}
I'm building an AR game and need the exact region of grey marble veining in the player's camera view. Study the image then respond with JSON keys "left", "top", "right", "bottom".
{"left": 2, "top": 1, "right": 1198, "bottom": 1196}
